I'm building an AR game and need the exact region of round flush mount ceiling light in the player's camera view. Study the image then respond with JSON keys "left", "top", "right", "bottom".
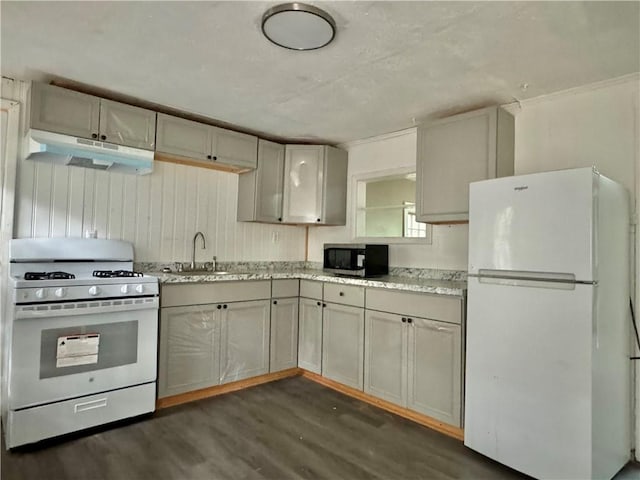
{"left": 261, "top": 3, "right": 336, "bottom": 51}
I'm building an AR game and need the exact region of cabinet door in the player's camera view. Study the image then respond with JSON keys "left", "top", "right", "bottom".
{"left": 416, "top": 107, "right": 497, "bottom": 223}
{"left": 298, "top": 298, "right": 323, "bottom": 373}
{"left": 322, "top": 303, "right": 365, "bottom": 390}
{"left": 220, "top": 300, "right": 270, "bottom": 383}
{"left": 270, "top": 298, "right": 299, "bottom": 372}
{"left": 98, "top": 99, "right": 156, "bottom": 150}
{"left": 282, "top": 145, "right": 324, "bottom": 223}
{"left": 158, "top": 305, "right": 220, "bottom": 398}
{"left": 155, "top": 113, "right": 212, "bottom": 162}
{"left": 30, "top": 82, "right": 100, "bottom": 139}
{"left": 211, "top": 127, "right": 257, "bottom": 170}
{"left": 255, "top": 140, "right": 285, "bottom": 222}
{"left": 321, "top": 146, "right": 348, "bottom": 225}
{"left": 407, "top": 317, "right": 462, "bottom": 426}
{"left": 364, "top": 310, "right": 407, "bottom": 406}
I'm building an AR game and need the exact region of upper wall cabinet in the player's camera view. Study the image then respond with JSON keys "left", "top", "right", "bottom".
{"left": 238, "top": 143, "right": 348, "bottom": 225}
{"left": 237, "top": 139, "right": 285, "bottom": 223}
{"left": 416, "top": 106, "right": 514, "bottom": 224}
{"left": 30, "top": 82, "right": 157, "bottom": 150}
{"left": 282, "top": 145, "right": 348, "bottom": 225}
{"left": 156, "top": 113, "right": 257, "bottom": 172}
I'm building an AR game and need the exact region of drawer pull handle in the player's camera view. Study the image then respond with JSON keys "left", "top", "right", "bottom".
{"left": 339, "top": 292, "right": 344, "bottom": 296}
{"left": 74, "top": 398, "right": 107, "bottom": 413}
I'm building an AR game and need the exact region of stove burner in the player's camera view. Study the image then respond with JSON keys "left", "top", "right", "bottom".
{"left": 93, "top": 270, "right": 143, "bottom": 278}
{"left": 24, "top": 271, "right": 76, "bottom": 280}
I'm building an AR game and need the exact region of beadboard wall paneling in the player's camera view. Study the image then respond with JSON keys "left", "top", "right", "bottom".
{"left": 15, "top": 160, "right": 306, "bottom": 263}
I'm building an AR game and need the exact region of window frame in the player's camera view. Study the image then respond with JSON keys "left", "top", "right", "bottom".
{"left": 351, "top": 167, "right": 432, "bottom": 244}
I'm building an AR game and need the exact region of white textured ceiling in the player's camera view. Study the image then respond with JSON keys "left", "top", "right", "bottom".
{"left": 1, "top": 1, "right": 639, "bottom": 144}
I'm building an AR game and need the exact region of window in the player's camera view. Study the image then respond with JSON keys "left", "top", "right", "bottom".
{"left": 353, "top": 168, "right": 432, "bottom": 243}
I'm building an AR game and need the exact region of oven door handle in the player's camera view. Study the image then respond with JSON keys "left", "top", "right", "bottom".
{"left": 74, "top": 397, "right": 108, "bottom": 413}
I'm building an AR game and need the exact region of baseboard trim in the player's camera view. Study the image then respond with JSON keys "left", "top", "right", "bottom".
{"left": 156, "top": 368, "right": 303, "bottom": 409}
{"left": 300, "top": 370, "right": 464, "bottom": 441}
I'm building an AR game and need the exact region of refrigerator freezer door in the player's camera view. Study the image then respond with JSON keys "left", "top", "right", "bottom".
{"left": 468, "top": 168, "right": 596, "bottom": 281}
{"left": 464, "top": 276, "right": 594, "bottom": 479}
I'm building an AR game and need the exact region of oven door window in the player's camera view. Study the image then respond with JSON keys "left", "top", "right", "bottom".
{"left": 40, "top": 321, "right": 138, "bottom": 379}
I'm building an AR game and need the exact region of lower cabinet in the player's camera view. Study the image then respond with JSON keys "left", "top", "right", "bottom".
{"left": 270, "top": 297, "right": 299, "bottom": 372}
{"left": 407, "top": 316, "right": 461, "bottom": 426}
{"left": 322, "top": 302, "right": 365, "bottom": 390}
{"left": 158, "top": 305, "right": 221, "bottom": 398}
{"left": 220, "top": 300, "right": 271, "bottom": 383}
{"left": 364, "top": 309, "right": 462, "bottom": 426}
{"left": 298, "top": 297, "right": 323, "bottom": 373}
{"left": 364, "top": 310, "right": 406, "bottom": 405}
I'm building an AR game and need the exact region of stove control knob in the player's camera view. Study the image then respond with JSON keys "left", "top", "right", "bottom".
{"left": 120, "top": 285, "right": 130, "bottom": 294}
{"left": 88, "top": 286, "right": 100, "bottom": 296}
{"left": 54, "top": 287, "right": 66, "bottom": 298}
{"left": 35, "top": 288, "right": 47, "bottom": 299}
{"left": 135, "top": 284, "right": 144, "bottom": 294}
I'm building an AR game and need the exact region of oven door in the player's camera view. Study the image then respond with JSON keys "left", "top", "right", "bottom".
{"left": 9, "top": 298, "right": 158, "bottom": 409}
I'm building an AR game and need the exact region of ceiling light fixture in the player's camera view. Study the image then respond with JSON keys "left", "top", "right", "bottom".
{"left": 261, "top": 3, "right": 336, "bottom": 51}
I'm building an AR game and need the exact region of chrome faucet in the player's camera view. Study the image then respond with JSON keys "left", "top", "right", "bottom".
{"left": 190, "top": 232, "right": 206, "bottom": 270}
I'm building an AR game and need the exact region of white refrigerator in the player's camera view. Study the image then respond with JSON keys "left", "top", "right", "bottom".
{"left": 464, "top": 167, "right": 631, "bottom": 480}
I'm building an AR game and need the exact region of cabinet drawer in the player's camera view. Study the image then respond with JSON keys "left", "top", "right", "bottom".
{"left": 324, "top": 283, "right": 365, "bottom": 308}
{"left": 300, "top": 280, "right": 322, "bottom": 300}
{"left": 366, "top": 289, "right": 462, "bottom": 325}
{"left": 7, "top": 383, "right": 155, "bottom": 448}
{"left": 272, "top": 279, "right": 299, "bottom": 298}
{"left": 161, "top": 280, "right": 271, "bottom": 307}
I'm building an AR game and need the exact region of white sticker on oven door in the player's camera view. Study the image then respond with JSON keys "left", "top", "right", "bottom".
{"left": 56, "top": 334, "right": 100, "bottom": 368}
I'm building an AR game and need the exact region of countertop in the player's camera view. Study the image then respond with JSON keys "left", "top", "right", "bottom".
{"left": 149, "top": 269, "right": 466, "bottom": 296}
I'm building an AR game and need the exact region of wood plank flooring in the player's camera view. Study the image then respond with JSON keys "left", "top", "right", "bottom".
{"left": 2, "top": 377, "right": 638, "bottom": 479}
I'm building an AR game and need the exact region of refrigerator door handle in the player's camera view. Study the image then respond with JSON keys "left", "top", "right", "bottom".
{"left": 473, "top": 269, "right": 596, "bottom": 290}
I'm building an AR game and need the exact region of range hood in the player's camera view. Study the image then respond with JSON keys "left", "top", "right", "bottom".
{"left": 26, "top": 129, "right": 153, "bottom": 175}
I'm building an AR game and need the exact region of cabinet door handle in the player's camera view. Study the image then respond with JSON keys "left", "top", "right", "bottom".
{"left": 74, "top": 398, "right": 107, "bottom": 413}
{"left": 273, "top": 300, "right": 278, "bottom": 305}
{"left": 278, "top": 218, "right": 282, "bottom": 222}
{"left": 217, "top": 305, "right": 222, "bottom": 310}
{"left": 316, "top": 218, "right": 321, "bottom": 222}
{"left": 223, "top": 304, "right": 227, "bottom": 309}
{"left": 339, "top": 292, "right": 344, "bottom": 296}
{"left": 207, "top": 154, "right": 212, "bottom": 160}
{"left": 322, "top": 303, "right": 326, "bottom": 308}
{"left": 316, "top": 301, "right": 321, "bottom": 306}
{"left": 212, "top": 156, "right": 217, "bottom": 161}
{"left": 100, "top": 135, "right": 107, "bottom": 141}
{"left": 401, "top": 317, "right": 407, "bottom": 323}
{"left": 91, "top": 133, "right": 98, "bottom": 139}
{"left": 407, "top": 318, "right": 413, "bottom": 324}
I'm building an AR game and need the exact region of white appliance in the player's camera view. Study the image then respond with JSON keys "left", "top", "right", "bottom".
{"left": 464, "top": 167, "right": 631, "bottom": 479}
{"left": 26, "top": 129, "right": 154, "bottom": 174}
{"left": 3, "top": 238, "right": 159, "bottom": 448}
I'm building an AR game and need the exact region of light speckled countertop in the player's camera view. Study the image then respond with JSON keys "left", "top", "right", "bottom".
{"left": 148, "top": 269, "right": 466, "bottom": 296}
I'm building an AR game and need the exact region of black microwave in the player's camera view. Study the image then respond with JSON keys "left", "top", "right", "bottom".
{"left": 323, "top": 244, "right": 389, "bottom": 277}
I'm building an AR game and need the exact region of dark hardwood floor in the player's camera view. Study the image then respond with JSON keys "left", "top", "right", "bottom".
{"left": 2, "top": 377, "right": 638, "bottom": 480}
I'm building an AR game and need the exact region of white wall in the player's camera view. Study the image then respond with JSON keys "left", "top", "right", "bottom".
{"left": 15, "top": 160, "right": 306, "bottom": 263}
{"left": 308, "top": 129, "right": 469, "bottom": 270}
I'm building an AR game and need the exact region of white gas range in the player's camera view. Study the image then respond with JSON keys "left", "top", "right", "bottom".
{"left": 4, "top": 238, "right": 159, "bottom": 449}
